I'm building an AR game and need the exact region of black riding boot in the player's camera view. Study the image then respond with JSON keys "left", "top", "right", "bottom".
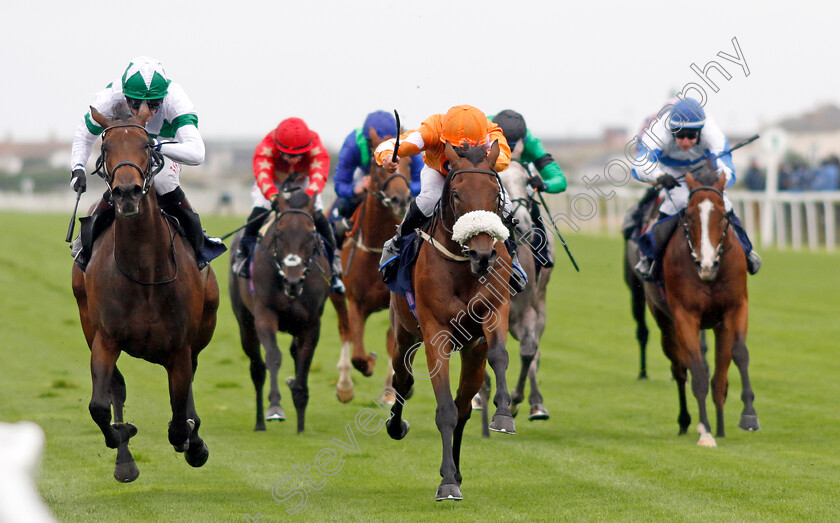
{"left": 158, "top": 188, "right": 224, "bottom": 268}
{"left": 71, "top": 191, "right": 113, "bottom": 271}
{"left": 503, "top": 214, "right": 528, "bottom": 294}
{"left": 233, "top": 207, "right": 270, "bottom": 278}
{"left": 379, "top": 200, "right": 428, "bottom": 283}
{"left": 634, "top": 213, "right": 679, "bottom": 281}
{"left": 314, "top": 211, "right": 345, "bottom": 294}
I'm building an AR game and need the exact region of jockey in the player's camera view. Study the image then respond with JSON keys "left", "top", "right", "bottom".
{"left": 329, "top": 110, "right": 422, "bottom": 246}
{"left": 631, "top": 97, "right": 761, "bottom": 279}
{"left": 491, "top": 109, "right": 567, "bottom": 267}
{"left": 70, "top": 56, "right": 222, "bottom": 270}
{"left": 232, "top": 117, "right": 345, "bottom": 294}
{"left": 374, "top": 104, "right": 527, "bottom": 293}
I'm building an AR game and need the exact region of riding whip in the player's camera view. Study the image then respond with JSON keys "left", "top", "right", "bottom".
{"left": 65, "top": 188, "right": 83, "bottom": 243}
{"left": 534, "top": 190, "right": 580, "bottom": 272}
{"left": 391, "top": 110, "right": 401, "bottom": 163}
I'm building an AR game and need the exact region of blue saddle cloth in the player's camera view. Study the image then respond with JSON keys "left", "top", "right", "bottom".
{"left": 385, "top": 232, "right": 419, "bottom": 298}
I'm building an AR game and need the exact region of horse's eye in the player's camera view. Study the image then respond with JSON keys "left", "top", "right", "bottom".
{"left": 452, "top": 192, "right": 460, "bottom": 201}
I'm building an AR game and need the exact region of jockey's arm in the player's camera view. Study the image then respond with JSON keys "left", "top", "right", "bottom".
{"left": 158, "top": 124, "right": 205, "bottom": 166}
{"left": 520, "top": 129, "right": 566, "bottom": 193}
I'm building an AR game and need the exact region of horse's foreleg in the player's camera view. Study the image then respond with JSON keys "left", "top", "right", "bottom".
{"left": 652, "top": 307, "right": 691, "bottom": 434}
{"left": 166, "top": 347, "right": 194, "bottom": 452}
{"left": 348, "top": 300, "right": 375, "bottom": 376}
{"left": 89, "top": 336, "right": 129, "bottom": 450}
{"left": 730, "top": 302, "right": 759, "bottom": 432}
{"left": 184, "top": 384, "right": 209, "bottom": 467}
{"left": 673, "top": 309, "right": 714, "bottom": 447}
{"left": 381, "top": 328, "right": 396, "bottom": 405}
{"left": 288, "top": 327, "right": 318, "bottom": 433}
{"left": 711, "top": 321, "right": 735, "bottom": 438}
{"left": 631, "top": 281, "right": 649, "bottom": 379}
{"left": 255, "top": 311, "right": 285, "bottom": 422}
{"left": 428, "top": 345, "right": 460, "bottom": 501}
{"left": 485, "top": 329, "right": 515, "bottom": 435}
{"left": 452, "top": 345, "right": 487, "bottom": 488}
{"left": 108, "top": 365, "right": 139, "bottom": 482}
{"left": 331, "top": 293, "right": 354, "bottom": 402}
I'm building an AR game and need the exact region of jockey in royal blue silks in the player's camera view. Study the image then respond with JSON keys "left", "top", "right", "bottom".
{"left": 328, "top": 110, "right": 422, "bottom": 247}
{"left": 631, "top": 97, "right": 761, "bottom": 280}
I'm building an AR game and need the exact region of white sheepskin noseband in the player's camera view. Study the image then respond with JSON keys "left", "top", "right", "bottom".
{"left": 451, "top": 210, "right": 509, "bottom": 245}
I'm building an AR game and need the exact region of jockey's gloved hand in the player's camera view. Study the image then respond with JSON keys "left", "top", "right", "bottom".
{"left": 286, "top": 189, "right": 310, "bottom": 208}
{"left": 656, "top": 174, "right": 680, "bottom": 190}
{"left": 527, "top": 175, "right": 547, "bottom": 192}
{"left": 70, "top": 168, "right": 87, "bottom": 193}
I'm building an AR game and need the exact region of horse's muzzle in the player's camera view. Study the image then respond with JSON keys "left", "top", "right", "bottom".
{"left": 283, "top": 278, "right": 305, "bottom": 299}
{"left": 111, "top": 184, "right": 143, "bottom": 217}
{"left": 468, "top": 248, "right": 498, "bottom": 276}
{"left": 696, "top": 261, "right": 720, "bottom": 281}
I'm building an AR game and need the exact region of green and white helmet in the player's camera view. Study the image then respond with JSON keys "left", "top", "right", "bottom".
{"left": 121, "top": 56, "right": 170, "bottom": 100}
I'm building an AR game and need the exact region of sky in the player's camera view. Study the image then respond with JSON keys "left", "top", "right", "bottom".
{"left": 1, "top": 1, "right": 835, "bottom": 151}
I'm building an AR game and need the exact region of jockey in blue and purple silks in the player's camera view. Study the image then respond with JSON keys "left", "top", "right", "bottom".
{"left": 328, "top": 111, "right": 422, "bottom": 246}
{"left": 631, "top": 97, "right": 761, "bottom": 279}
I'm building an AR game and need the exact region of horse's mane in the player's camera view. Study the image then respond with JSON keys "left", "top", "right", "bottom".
{"left": 693, "top": 157, "right": 722, "bottom": 186}
{"left": 452, "top": 143, "right": 487, "bottom": 166}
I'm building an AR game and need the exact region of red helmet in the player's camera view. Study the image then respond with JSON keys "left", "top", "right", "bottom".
{"left": 274, "top": 117, "right": 313, "bottom": 154}
{"left": 440, "top": 105, "right": 489, "bottom": 146}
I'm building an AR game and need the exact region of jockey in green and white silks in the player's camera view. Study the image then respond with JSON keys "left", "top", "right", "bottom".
{"left": 69, "top": 56, "right": 223, "bottom": 270}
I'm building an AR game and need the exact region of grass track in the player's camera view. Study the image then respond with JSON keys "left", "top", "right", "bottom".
{"left": 1, "top": 211, "right": 838, "bottom": 521}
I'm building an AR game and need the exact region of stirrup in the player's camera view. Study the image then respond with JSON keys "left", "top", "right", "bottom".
{"left": 509, "top": 263, "right": 527, "bottom": 293}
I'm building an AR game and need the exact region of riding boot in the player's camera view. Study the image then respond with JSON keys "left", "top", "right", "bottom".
{"left": 504, "top": 237, "right": 528, "bottom": 294}
{"left": 728, "top": 211, "right": 761, "bottom": 275}
{"left": 71, "top": 194, "right": 113, "bottom": 271}
{"left": 314, "top": 210, "right": 345, "bottom": 294}
{"left": 233, "top": 207, "right": 270, "bottom": 279}
{"left": 159, "top": 188, "right": 225, "bottom": 268}
{"left": 379, "top": 200, "right": 427, "bottom": 283}
{"left": 634, "top": 213, "right": 679, "bottom": 281}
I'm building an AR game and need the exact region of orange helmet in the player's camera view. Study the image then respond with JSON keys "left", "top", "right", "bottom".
{"left": 440, "top": 105, "right": 489, "bottom": 146}
{"left": 274, "top": 117, "right": 314, "bottom": 154}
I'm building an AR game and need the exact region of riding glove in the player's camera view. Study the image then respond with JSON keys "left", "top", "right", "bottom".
{"left": 70, "top": 168, "right": 87, "bottom": 193}
{"left": 527, "top": 175, "right": 547, "bottom": 192}
{"left": 656, "top": 174, "right": 680, "bottom": 190}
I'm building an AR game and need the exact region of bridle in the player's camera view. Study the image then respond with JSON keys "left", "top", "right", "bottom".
{"left": 372, "top": 172, "right": 410, "bottom": 208}
{"left": 92, "top": 123, "right": 165, "bottom": 196}
{"left": 682, "top": 185, "right": 732, "bottom": 268}
{"left": 265, "top": 209, "right": 329, "bottom": 289}
{"left": 439, "top": 167, "right": 504, "bottom": 234}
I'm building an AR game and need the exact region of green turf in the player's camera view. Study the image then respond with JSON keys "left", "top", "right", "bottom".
{"left": 1, "top": 212, "right": 838, "bottom": 521}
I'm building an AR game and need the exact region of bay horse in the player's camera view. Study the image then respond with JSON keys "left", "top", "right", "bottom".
{"left": 229, "top": 190, "right": 331, "bottom": 433}
{"left": 644, "top": 162, "right": 759, "bottom": 446}
{"left": 387, "top": 141, "right": 515, "bottom": 501}
{"left": 477, "top": 160, "right": 554, "bottom": 434}
{"left": 333, "top": 128, "right": 413, "bottom": 403}
{"left": 71, "top": 106, "right": 219, "bottom": 482}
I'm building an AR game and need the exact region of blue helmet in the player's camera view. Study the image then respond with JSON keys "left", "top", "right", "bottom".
{"left": 362, "top": 111, "right": 397, "bottom": 141}
{"left": 669, "top": 98, "right": 706, "bottom": 130}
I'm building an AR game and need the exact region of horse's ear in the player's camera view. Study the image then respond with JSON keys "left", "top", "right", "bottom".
{"left": 444, "top": 141, "right": 459, "bottom": 164}
{"left": 685, "top": 171, "right": 698, "bottom": 190}
{"left": 90, "top": 106, "right": 110, "bottom": 129}
{"left": 487, "top": 140, "right": 500, "bottom": 167}
{"left": 136, "top": 103, "right": 152, "bottom": 124}
{"left": 713, "top": 169, "right": 726, "bottom": 192}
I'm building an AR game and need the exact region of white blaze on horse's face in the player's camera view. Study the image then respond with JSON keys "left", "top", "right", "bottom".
{"left": 698, "top": 199, "right": 717, "bottom": 280}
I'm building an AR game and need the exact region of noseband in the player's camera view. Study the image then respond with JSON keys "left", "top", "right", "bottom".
{"left": 92, "top": 123, "right": 165, "bottom": 195}
{"left": 682, "top": 185, "right": 732, "bottom": 267}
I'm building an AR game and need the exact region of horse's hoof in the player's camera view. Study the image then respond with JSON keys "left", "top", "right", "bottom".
{"left": 528, "top": 404, "right": 550, "bottom": 421}
{"left": 254, "top": 423, "right": 266, "bottom": 432}
{"left": 489, "top": 413, "right": 516, "bottom": 435}
{"left": 265, "top": 405, "right": 286, "bottom": 422}
{"left": 185, "top": 441, "right": 209, "bottom": 468}
{"left": 114, "top": 460, "right": 139, "bottom": 483}
{"left": 386, "top": 418, "right": 409, "bottom": 440}
{"left": 696, "top": 424, "right": 717, "bottom": 447}
{"left": 381, "top": 391, "right": 396, "bottom": 406}
{"left": 638, "top": 372, "right": 648, "bottom": 380}
{"left": 336, "top": 387, "right": 354, "bottom": 403}
{"left": 471, "top": 394, "right": 484, "bottom": 411}
{"left": 739, "top": 414, "right": 760, "bottom": 432}
{"left": 435, "top": 483, "right": 463, "bottom": 501}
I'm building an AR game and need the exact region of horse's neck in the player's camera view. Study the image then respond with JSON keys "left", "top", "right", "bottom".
{"left": 113, "top": 196, "right": 170, "bottom": 265}
{"left": 361, "top": 192, "right": 400, "bottom": 243}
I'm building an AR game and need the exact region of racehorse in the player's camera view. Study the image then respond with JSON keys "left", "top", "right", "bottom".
{"left": 332, "top": 129, "right": 413, "bottom": 403}
{"left": 71, "top": 106, "right": 219, "bottom": 482}
{"left": 387, "top": 141, "right": 515, "bottom": 501}
{"left": 229, "top": 191, "right": 331, "bottom": 433}
{"left": 477, "top": 160, "right": 553, "bottom": 434}
{"left": 644, "top": 162, "right": 759, "bottom": 446}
